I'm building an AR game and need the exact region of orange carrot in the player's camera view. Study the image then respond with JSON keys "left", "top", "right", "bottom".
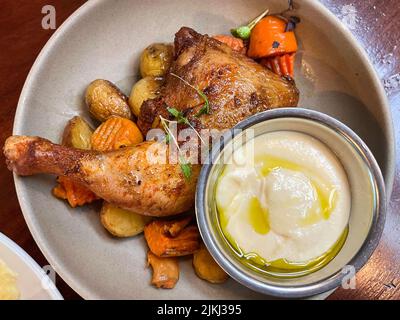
{"left": 247, "top": 15, "right": 298, "bottom": 77}
{"left": 53, "top": 176, "right": 99, "bottom": 208}
{"left": 247, "top": 16, "right": 298, "bottom": 59}
{"left": 260, "top": 53, "right": 295, "bottom": 77}
{"left": 144, "top": 218, "right": 200, "bottom": 257}
{"left": 213, "top": 35, "right": 246, "bottom": 54}
{"left": 91, "top": 117, "right": 143, "bottom": 151}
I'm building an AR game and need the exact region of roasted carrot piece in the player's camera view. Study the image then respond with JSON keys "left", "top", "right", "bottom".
{"left": 286, "top": 53, "right": 295, "bottom": 77}
{"left": 260, "top": 53, "right": 295, "bottom": 77}
{"left": 91, "top": 116, "right": 143, "bottom": 151}
{"left": 144, "top": 218, "right": 200, "bottom": 257}
{"left": 163, "top": 216, "right": 192, "bottom": 237}
{"left": 247, "top": 15, "right": 297, "bottom": 77}
{"left": 247, "top": 16, "right": 298, "bottom": 59}
{"left": 279, "top": 55, "right": 289, "bottom": 76}
{"left": 53, "top": 176, "right": 99, "bottom": 208}
{"left": 270, "top": 56, "right": 281, "bottom": 75}
{"left": 147, "top": 251, "right": 179, "bottom": 289}
{"left": 213, "top": 35, "right": 246, "bottom": 54}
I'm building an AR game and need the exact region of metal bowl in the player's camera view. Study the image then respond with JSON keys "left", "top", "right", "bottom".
{"left": 196, "top": 108, "right": 386, "bottom": 298}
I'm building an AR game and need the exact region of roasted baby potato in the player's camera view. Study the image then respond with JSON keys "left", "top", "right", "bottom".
{"left": 140, "top": 43, "right": 173, "bottom": 78}
{"left": 128, "top": 76, "right": 163, "bottom": 117}
{"left": 62, "top": 116, "right": 94, "bottom": 149}
{"left": 100, "top": 202, "right": 152, "bottom": 238}
{"left": 147, "top": 251, "right": 179, "bottom": 289}
{"left": 193, "top": 243, "right": 229, "bottom": 284}
{"left": 85, "top": 79, "right": 132, "bottom": 122}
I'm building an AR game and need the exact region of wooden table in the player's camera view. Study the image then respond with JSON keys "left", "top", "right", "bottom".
{"left": 0, "top": 0, "right": 398, "bottom": 300}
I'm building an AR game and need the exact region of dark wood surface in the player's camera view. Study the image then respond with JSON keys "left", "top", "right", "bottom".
{"left": 0, "top": 0, "right": 398, "bottom": 300}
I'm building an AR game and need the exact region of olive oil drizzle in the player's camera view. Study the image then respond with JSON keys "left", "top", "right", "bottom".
{"left": 216, "top": 156, "right": 347, "bottom": 278}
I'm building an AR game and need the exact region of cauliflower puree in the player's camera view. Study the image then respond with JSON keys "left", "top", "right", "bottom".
{"left": 216, "top": 131, "right": 350, "bottom": 274}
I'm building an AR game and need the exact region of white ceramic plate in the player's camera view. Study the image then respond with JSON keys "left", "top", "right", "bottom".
{"left": 13, "top": 0, "right": 394, "bottom": 299}
{"left": 0, "top": 233, "right": 63, "bottom": 300}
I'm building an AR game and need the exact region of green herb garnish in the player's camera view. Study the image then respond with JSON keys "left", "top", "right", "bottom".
{"left": 159, "top": 115, "right": 194, "bottom": 180}
{"left": 167, "top": 107, "right": 191, "bottom": 125}
{"left": 179, "top": 156, "right": 192, "bottom": 181}
{"left": 230, "top": 8, "right": 270, "bottom": 40}
{"left": 170, "top": 73, "right": 210, "bottom": 117}
{"left": 166, "top": 107, "right": 205, "bottom": 145}
{"left": 165, "top": 132, "right": 171, "bottom": 144}
{"left": 195, "top": 89, "right": 210, "bottom": 117}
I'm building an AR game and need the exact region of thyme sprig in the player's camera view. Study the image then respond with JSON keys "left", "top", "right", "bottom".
{"left": 166, "top": 107, "right": 205, "bottom": 145}
{"left": 159, "top": 115, "right": 192, "bottom": 181}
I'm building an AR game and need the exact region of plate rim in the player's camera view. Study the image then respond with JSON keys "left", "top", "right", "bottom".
{"left": 11, "top": 0, "right": 395, "bottom": 300}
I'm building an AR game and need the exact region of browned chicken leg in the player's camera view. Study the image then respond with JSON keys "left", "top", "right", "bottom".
{"left": 4, "top": 27, "right": 299, "bottom": 217}
{"left": 4, "top": 136, "right": 199, "bottom": 216}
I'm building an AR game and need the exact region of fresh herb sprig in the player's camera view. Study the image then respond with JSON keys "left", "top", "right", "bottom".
{"left": 167, "top": 107, "right": 190, "bottom": 125}
{"left": 166, "top": 107, "right": 205, "bottom": 145}
{"left": 170, "top": 73, "right": 210, "bottom": 117}
{"left": 159, "top": 115, "right": 192, "bottom": 180}
{"left": 178, "top": 156, "right": 192, "bottom": 181}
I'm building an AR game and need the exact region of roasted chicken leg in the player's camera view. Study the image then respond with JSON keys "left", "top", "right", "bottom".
{"left": 4, "top": 27, "right": 299, "bottom": 217}
{"left": 4, "top": 136, "right": 199, "bottom": 216}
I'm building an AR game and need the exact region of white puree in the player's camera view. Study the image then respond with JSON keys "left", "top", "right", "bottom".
{"left": 216, "top": 131, "right": 350, "bottom": 263}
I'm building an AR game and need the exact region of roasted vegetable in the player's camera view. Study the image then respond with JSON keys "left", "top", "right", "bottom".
{"left": 193, "top": 243, "right": 228, "bottom": 284}
{"left": 140, "top": 43, "right": 173, "bottom": 78}
{"left": 91, "top": 117, "right": 143, "bottom": 152}
{"left": 147, "top": 251, "right": 179, "bottom": 289}
{"left": 260, "top": 53, "right": 295, "bottom": 77}
{"left": 129, "top": 76, "right": 162, "bottom": 117}
{"left": 163, "top": 216, "right": 192, "bottom": 237}
{"left": 53, "top": 116, "right": 98, "bottom": 207}
{"left": 144, "top": 218, "right": 200, "bottom": 257}
{"left": 53, "top": 176, "right": 99, "bottom": 208}
{"left": 248, "top": 16, "right": 298, "bottom": 58}
{"left": 85, "top": 79, "right": 132, "bottom": 122}
{"left": 247, "top": 15, "right": 298, "bottom": 77}
{"left": 213, "top": 35, "right": 246, "bottom": 54}
{"left": 61, "top": 116, "right": 94, "bottom": 149}
{"left": 100, "top": 202, "right": 152, "bottom": 237}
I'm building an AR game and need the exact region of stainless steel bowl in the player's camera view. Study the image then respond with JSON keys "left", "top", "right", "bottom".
{"left": 195, "top": 108, "right": 386, "bottom": 298}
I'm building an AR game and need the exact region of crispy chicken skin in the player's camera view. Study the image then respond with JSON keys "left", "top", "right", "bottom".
{"left": 4, "top": 136, "right": 199, "bottom": 216}
{"left": 138, "top": 27, "right": 299, "bottom": 134}
{"left": 4, "top": 27, "right": 299, "bottom": 217}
